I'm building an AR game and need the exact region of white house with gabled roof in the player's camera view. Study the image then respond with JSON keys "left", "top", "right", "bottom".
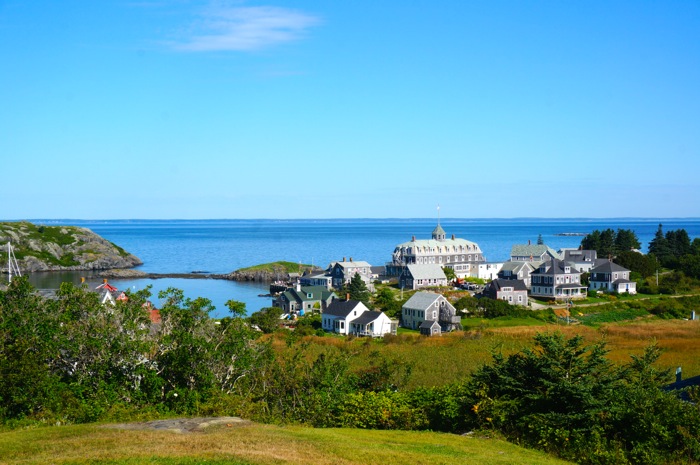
{"left": 322, "top": 300, "right": 368, "bottom": 335}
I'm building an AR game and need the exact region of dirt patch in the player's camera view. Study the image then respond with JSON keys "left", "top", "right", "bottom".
{"left": 103, "top": 416, "right": 252, "bottom": 434}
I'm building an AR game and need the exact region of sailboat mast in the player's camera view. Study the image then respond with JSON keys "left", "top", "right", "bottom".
{"left": 7, "top": 241, "right": 21, "bottom": 283}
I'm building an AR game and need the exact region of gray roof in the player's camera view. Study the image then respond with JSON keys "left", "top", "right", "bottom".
{"left": 561, "top": 249, "right": 597, "bottom": 262}
{"left": 532, "top": 259, "right": 581, "bottom": 276}
{"left": 419, "top": 319, "right": 440, "bottom": 329}
{"left": 591, "top": 261, "right": 630, "bottom": 274}
{"left": 407, "top": 264, "right": 446, "bottom": 280}
{"left": 510, "top": 244, "right": 561, "bottom": 260}
{"left": 395, "top": 237, "right": 482, "bottom": 251}
{"left": 370, "top": 266, "right": 386, "bottom": 275}
{"left": 432, "top": 224, "right": 446, "bottom": 237}
{"left": 500, "top": 261, "right": 536, "bottom": 273}
{"left": 403, "top": 291, "right": 441, "bottom": 310}
{"left": 487, "top": 278, "right": 528, "bottom": 292}
{"left": 324, "top": 300, "right": 365, "bottom": 317}
{"left": 352, "top": 311, "right": 384, "bottom": 326}
{"left": 335, "top": 260, "right": 372, "bottom": 269}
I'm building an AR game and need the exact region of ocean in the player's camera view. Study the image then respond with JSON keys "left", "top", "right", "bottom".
{"left": 24, "top": 218, "right": 700, "bottom": 318}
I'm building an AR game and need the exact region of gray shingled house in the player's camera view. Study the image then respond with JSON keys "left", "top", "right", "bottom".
{"left": 483, "top": 278, "right": 529, "bottom": 306}
{"left": 401, "top": 291, "right": 461, "bottom": 335}
{"left": 589, "top": 260, "right": 637, "bottom": 294}
{"left": 399, "top": 264, "right": 448, "bottom": 290}
{"left": 530, "top": 259, "right": 587, "bottom": 301}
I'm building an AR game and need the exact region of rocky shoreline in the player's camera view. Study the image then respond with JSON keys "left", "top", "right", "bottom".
{"left": 98, "top": 268, "right": 302, "bottom": 282}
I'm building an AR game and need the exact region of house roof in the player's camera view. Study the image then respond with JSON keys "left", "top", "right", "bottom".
{"left": 370, "top": 266, "right": 386, "bottom": 275}
{"left": 395, "top": 237, "right": 482, "bottom": 251}
{"left": 335, "top": 260, "right": 372, "bottom": 269}
{"left": 406, "top": 264, "right": 446, "bottom": 280}
{"left": 432, "top": 224, "right": 446, "bottom": 237}
{"left": 561, "top": 249, "right": 597, "bottom": 262}
{"left": 532, "top": 259, "right": 581, "bottom": 276}
{"left": 403, "top": 291, "right": 441, "bottom": 310}
{"left": 419, "top": 319, "right": 440, "bottom": 329}
{"left": 324, "top": 300, "right": 366, "bottom": 317}
{"left": 510, "top": 244, "right": 561, "bottom": 260}
{"left": 352, "top": 311, "right": 385, "bottom": 326}
{"left": 500, "top": 261, "right": 536, "bottom": 273}
{"left": 487, "top": 278, "right": 528, "bottom": 292}
{"left": 591, "top": 261, "right": 630, "bottom": 274}
{"left": 281, "top": 286, "right": 335, "bottom": 304}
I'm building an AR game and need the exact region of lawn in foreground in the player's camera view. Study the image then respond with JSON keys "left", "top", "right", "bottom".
{"left": 0, "top": 422, "right": 572, "bottom": 465}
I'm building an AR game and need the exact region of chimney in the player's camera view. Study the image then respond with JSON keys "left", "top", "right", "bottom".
{"left": 676, "top": 367, "right": 682, "bottom": 383}
{"left": 528, "top": 240, "right": 531, "bottom": 245}
{"left": 346, "top": 293, "right": 350, "bottom": 301}
{"left": 350, "top": 257, "right": 353, "bottom": 262}
{"left": 343, "top": 257, "right": 346, "bottom": 262}
{"left": 295, "top": 280, "right": 301, "bottom": 292}
{"left": 412, "top": 235, "right": 416, "bottom": 242}
{"left": 451, "top": 234, "right": 455, "bottom": 240}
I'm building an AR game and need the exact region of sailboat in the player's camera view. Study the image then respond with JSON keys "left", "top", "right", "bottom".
{"left": 6, "top": 241, "right": 21, "bottom": 283}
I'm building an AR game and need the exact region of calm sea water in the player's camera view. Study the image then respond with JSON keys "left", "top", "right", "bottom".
{"left": 25, "top": 218, "right": 700, "bottom": 318}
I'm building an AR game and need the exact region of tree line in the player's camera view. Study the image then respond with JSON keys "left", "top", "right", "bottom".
{"left": 579, "top": 225, "right": 700, "bottom": 292}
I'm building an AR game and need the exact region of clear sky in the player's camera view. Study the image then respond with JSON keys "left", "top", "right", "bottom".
{"left": 1, "top": 1, "right": 699, "bottom": 219}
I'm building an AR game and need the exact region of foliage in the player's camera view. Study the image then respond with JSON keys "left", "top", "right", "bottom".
{"left": 373, "top": 286, "right": 404, "bottom": 319}
{"left": 345, "top": 272, "right": 372, "bottom": 306}
{"left": 615, "top": 250, "right": 658, "bottom": 278}
{"left": 442, "top": 266, "right": 456, "bottom": 281}
{"left": 463, "top": 333, "right": 700, "bottom": 464}
{"left": 248, "top": 306, "right": 284, "bottom": 334}
{"left": 581, "top": 228, "right": 640, "bottom": 258}
{"left": 234, "top": 261, "right": 315, "bottom": 274}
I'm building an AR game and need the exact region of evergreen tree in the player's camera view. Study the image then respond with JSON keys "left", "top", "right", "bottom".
{"left": 613, "top": 228, "right": 641, "bottom": 254}
{"left": 599, "top": 228, "right": 616, "bottom": 258}
{"left": 667, "top": 229, "right": 692, "bottom": 257}
{"left": 581, "top": 230, "right": 601, "bottom": 251}
{"left": 648, "top": 224, "right": 673, "bottom": 266}
{"left": 537, "top": 233, "right": 544, "bottom": 245}
{"left": 346, "top": 272, "right": 372, "bottom": 306}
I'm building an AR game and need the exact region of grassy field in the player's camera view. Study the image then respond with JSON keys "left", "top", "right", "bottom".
{"left": 283, "top": 318, "right": 700, "bottom": 389}
{"left": 0, "top": 422, "right": 573, "bottom": 465}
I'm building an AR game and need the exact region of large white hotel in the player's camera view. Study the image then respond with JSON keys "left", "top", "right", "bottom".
{"left": 389, "top": 222, "right": 486, "bottom": 278}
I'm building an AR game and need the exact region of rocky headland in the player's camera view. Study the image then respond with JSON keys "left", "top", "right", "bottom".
{"left": 0, "top": 221, "right": 142, "bottom": 273}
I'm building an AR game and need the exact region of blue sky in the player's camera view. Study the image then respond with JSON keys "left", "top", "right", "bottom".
{"left": 1, "top": 1, "right": 699, "bottom": 219}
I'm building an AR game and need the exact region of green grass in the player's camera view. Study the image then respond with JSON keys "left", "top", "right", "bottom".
{"left": 0, "top": 422, "right": 573, "bottom": 465}
{"left": 461, "top": 316, "right": 557, "bottom": 330}
{"left": 236, "top": 261, "right": 315, "bottom": 273}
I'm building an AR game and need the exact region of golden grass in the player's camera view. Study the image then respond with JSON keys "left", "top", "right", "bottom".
{"left": 0, "top": 422, "right": 573, "bottom": 465}
{"left": 275, "top": 319, "right": 700, "bottom": 388}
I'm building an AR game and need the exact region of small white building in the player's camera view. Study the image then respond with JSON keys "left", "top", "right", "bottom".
{"left": 322, "top": 300, "right": 369, "bottom": 335}
{"left": 477, "top": 262, "right": 504, "bottom": 281}
{"left": 349, "top": 311, "right": 397, "bottom": 337}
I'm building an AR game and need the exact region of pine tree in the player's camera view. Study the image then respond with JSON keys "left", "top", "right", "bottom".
{"left": 346, "top": 272, "right": 372, "bottom": 306}
{"left": 648, "top": 224, "right": 672, "bottom": 266}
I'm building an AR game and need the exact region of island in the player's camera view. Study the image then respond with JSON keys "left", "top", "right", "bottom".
{"left": 0, "top": 221, "right": 142, "bottom": 272}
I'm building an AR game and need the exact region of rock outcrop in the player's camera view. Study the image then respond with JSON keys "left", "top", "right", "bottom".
{"left": 0, "top": 221, "right": 142, "bottom": 272}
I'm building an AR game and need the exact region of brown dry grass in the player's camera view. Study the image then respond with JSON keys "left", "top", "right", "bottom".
{"left": 271, "top": 319, "right": 700, "bottom": 388}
